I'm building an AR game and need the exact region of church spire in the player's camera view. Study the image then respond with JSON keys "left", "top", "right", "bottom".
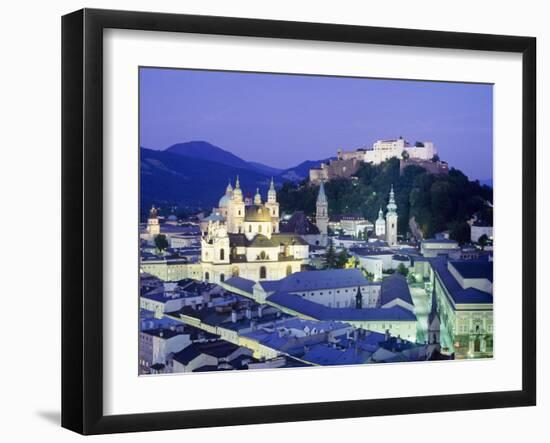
{"left": 267, "top": 177, "right": 277, "bottom": 203}
{"left": 316, "top": 181, "right": 328, "bottom": 235}
{"left": 386, "top": 184, "right": 397, "bottom": 214}
{"left": 254, "top": 188, "right": 262, "bottom": 205}
{"left": 355, "top": 286, "right": 363, "bottom": 309}
{"left": 232, "top": 175, "right": 243, "bottom": 202}
{"left": 317, "top": 180, "right": 327, "bottom": 205}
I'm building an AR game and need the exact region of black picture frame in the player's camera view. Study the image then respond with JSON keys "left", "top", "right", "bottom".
{"left": 62, "top": 8, "right": 537, "bottom": 435}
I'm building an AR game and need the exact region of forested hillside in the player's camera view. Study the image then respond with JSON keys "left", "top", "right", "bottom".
{"left": 277, "top": 158, "right": 493, "bottom": 243}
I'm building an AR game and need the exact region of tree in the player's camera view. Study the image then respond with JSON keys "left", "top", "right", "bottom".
{"left": 154, "top": 234, "right": 169, "bottom": 252}
{"left": 323, "top": 241, "right": 338, "bottom": 269}
{"left": 396, "top": 263, "right": 409, "bottom": 277}
{"left": 478, "top": 234, "right": 489, "bottom": 250}
{"left": 431, "top": 154, "right": 440, "bottom": 162}
{"left": 336, "top": 248, "right": 350, "bottom": 269}
{"left": 361, "top": 268, "right": 375, "bottom": 281}
{"left": 401, "top": 150, "right": 410, "bottom": 160}
{"left": 449, "top": 221, "right": 471, "bottom": 245}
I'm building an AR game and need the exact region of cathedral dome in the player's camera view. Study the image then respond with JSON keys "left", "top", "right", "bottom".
{"left": 244, "top": 205, "right": 272, "bottom": 222}
{"left": 218, "top": 194, "right": 231, "bottom": 208}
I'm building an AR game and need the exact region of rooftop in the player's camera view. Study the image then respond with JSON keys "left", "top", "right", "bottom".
{"left": 450, "top": 260, "right": 493, "bottom": 282}
{"left": 267, "top": 292, "right": 416, "bottom": 322}
{"left": 223, "top": 276, "right": 256, "bottom": 294}
{"left": 140, "top": 328, "right": 185, "bottom": 339}
{"left": 244, "top": 205, "right": 272, "bottom": 222}
{"left": 430, "top": 257, "right": 493, "bottom": 306}
{"left": 422, "top": 238, "right": 459, "bottom": 245}
{"left": 172, "top": 340, "right": 241, "bottom": 365}
{"left": 380, "top": 274, "right": 413, "bottom": 306}
{"left": 274, "top": 269, "right": 370, "bottom": 293}
{"left": 279, "top": 211, "right": 320, "bottom": 235}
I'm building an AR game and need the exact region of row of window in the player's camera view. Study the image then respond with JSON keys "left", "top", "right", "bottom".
{"left": 204, "top": 265, "right": 292, "bottom": 282}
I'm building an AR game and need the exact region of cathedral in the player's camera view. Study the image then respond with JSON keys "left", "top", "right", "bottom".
{"left": 200, "top": 177, "right": 310, "bottom": 284}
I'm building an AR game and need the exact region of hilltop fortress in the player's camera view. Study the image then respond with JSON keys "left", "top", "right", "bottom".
{"left": 310, "top": 137, "right": 448, "bottom": 184}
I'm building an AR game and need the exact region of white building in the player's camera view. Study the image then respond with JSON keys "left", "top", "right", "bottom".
{"left": 340, "top": 216, "right": 373, "bottom": 237}
{"left": 375, "top": 208, "right": 386, "bottom": 237}
{"left": 139, "top": 327, "right": 191, "bottom": 370}
{"left": 421, "top": 238, "right": 460, "bottom": 257}
{"left": 364, "top": 137, "right": 436, "bottom": 165}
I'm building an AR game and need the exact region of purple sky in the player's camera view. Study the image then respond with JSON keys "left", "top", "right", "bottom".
{"left": 140, "top": 67, "right": 493, "bottom": 180}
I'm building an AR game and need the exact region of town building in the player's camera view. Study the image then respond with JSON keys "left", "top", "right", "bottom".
{"left": 340, "top": 216, "right": 373, "bottom": 237}
{"left": 140, "top": 279, "right": 223, "bottom": 318}
{"left": 139, "top": 326, "right": 191, "bottom": 373}
{"left": 420, "top": 238, "right": 460, "bottom": 257}
{"left": 279, "top": 211, "right": 328, "bottom": 247}
{"left": 140, "top": 257, "right": 203, "bottom": 281}
{"left": 171, "top": 340, "right": 253, "bottom": 373}
{"left": 428, "top": 257, "right": 493, "bottom": 358}
{"left": 141, "top": 205, "right": 202, "bottom": 247}
{"left": 222, "top": 269, "right": 417, "bottom": 340}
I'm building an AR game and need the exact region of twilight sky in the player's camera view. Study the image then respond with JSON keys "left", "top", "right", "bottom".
{"left": 140, "top": 67, "right": 493, "bottom": 181}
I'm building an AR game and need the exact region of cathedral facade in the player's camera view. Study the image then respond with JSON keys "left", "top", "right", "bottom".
{"left": 201, "top": 178, "right": 309, "bottom": 284}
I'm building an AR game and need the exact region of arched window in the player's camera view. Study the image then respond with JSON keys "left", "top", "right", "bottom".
{"left": 258, "top": 225, "right": 262, "bottom": 233}
{"left": 248, "top": 225, "right": 252, "bottom": 233}
{"left": 220, "top": 273, "right": 225, "bottom": 282}
{"left": 259, "top": 266, "right": 267, "bottom": 279}
{"left": 260, "top": 251, "right": 267, "bottom": 260}
{"left": 232, "top": 267, "right": 239, "bottom": 277}
{"left": 219, "top": 248, "right": 225, "bottom": 261}
{"left": 286, "top": 265, "right": 292, "bottom": 276}
{"left": 204, "top": 272, "right": 210, "bottom": 281}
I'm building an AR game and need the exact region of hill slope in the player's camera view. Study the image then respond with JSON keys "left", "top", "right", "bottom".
{"left": 277, "top": 158, "right": 493, "bottom": 243}
{"left": 140, "top": 148, "right": 272, "bottom": 214}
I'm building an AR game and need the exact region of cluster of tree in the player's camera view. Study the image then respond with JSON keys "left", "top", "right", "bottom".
{"left": 278, "top": 157, "right": 493, "bottom": 244}
{"left": 322, "top": 242, "right": 351, "bottom": 269}
{"left": 154, "top": 234, "right": 169, "bottom": 252}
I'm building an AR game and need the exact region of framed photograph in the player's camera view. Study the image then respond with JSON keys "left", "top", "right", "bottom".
{"left": 62, "top": 8, "right": 536, "bottom": 435}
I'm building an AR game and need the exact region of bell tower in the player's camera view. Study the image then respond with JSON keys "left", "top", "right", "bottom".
{"left": 147, "top": 205, "right": 160, "bottom": 236}
{"left": 265, "top": 177, "right": 280, "bottom": 233}
{"left": 316, "top": 181, "right": 329, "bottom": 235}
{"left": 385, "top": 185, "right": 398, "bottom": 246}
